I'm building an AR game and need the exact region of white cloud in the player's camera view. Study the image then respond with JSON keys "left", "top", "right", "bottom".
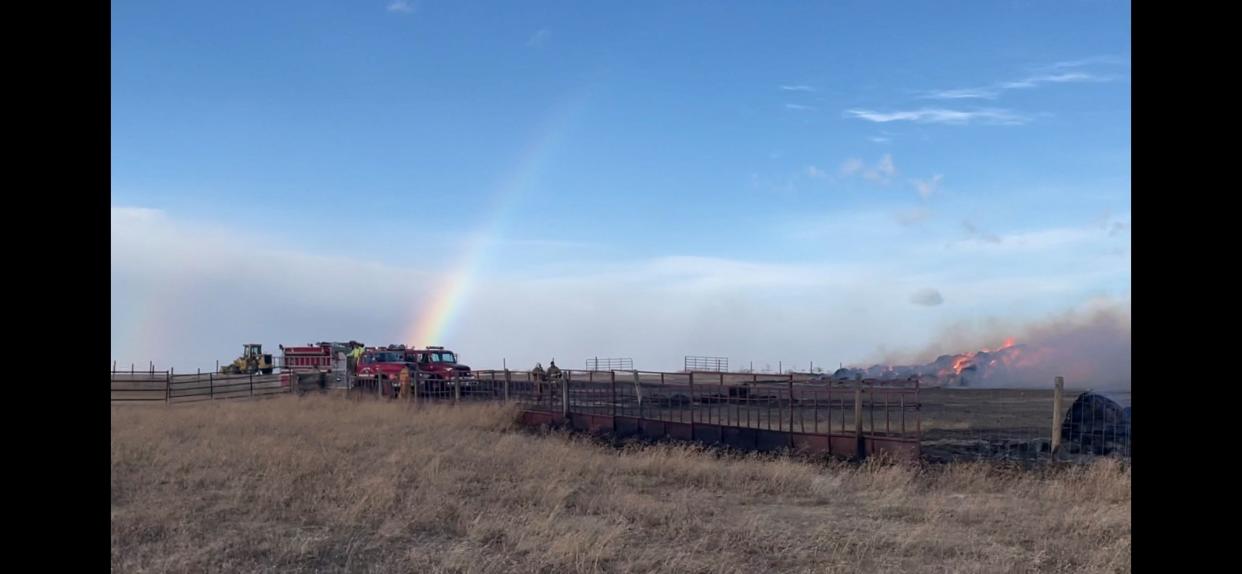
{"left": 112, "top": 207, "right": 1129, "bottom": 376}
{"left": 1045, "top": 55, "right": 1129, "bottom": 70}
{"left": 961, "top": 220, "right": 1003, "bottom": 244}
{"left": 840, "top": 155, "right": 897, "bottom": 184}
{"left": 919, "top": 72, "right": 1109, "bottom": 100}
{"left": 919, "top": 87, "right": 1002, "bottom": 100}
{"left": 865, "top": 154, "right": 896, "bottom": 183}
{"left": 784, "top": 103, "right": 817, "bottom": 111}
{"left": 527, "top": 28, "right": 550, "bottom": 47}
{"left": 111, "top": 206, "right": 166, "bottom": 222}
{"left": 805, "top": 165, "right": 827, "bottom": 179}
{"left": 845, "top": 108, "right": 1029, "bottom": 125}
{"left": 779, "top": 85, "right": 816, "bottom": 92}
{"left": 911, "top": 174, "right": 943, "bottom": 199}
{"left": 868, "top": 136, "right": 891, "bottom": 144}
{"left": 840, "top": 158, "right": 864, "bottom": 176}
{"left": 999, "top": 72, "right": 1108, "bottom": 90}
{"left": 386, "top": 0, "right": 414, "bottom": 14}
{"left": 951, "top": 220, "right": 1132, "bottom": 253}
{"left": 917, "top": 56, "right": 1126, "bottom": 100}
{"left": 895, "top": 207, "right": 932, "bottom": 226}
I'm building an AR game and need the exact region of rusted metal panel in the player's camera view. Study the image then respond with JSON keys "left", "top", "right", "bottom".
{"left": 829, "top": 435, "right": 859, "bottom": 458}
{"left": 639, "top": 419, "right": 667, "bottom": 440}
{"left": 520, "top": 411, "right": 560, "bottom": 427}
{"left": 867, "top": 437, "right": 920, "bottom": 462}
{"left": 791, "top": 433, "right": 830, "bottom": 455}
{"left": 665, "top": 421, "right": 694, "bottom": 441}
{"left": 585, "top": 414, "right": 614, "bottom": 435}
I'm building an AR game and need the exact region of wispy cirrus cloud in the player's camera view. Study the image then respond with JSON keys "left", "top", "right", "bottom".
{"left": 1045, "top": 55, "right": 1129, "bottom": 70}
{"left": 962, "top": 220, "right": 1003, "bottom": 244}
{"left": 918, "top": 56, "right": 1125, "bottom": 100}
{"left": 841, "top": 154, "right": 897, "bottom": 184}
{"left": 527, "top": 28, "right": 550, "bottom": 47}
{"left": 845, "top": 108, "right": 1029, "bottom": 125}
{"left": 779, "top": 85, "right": 816, "bottom": 92}
{"left": 911, "top": 174, "right": 943, "bottom": 199}
{"left": 785, "top": 103, "right": 817, "bottom": 111}
{"left": 895, "top": 207, "right": 932, "bottom": 226}
{"left": 386, "top": 0, "right": 414, "bottom": 14}
{"left": 919, "top": 72, "right": 1112, "bottom": 100}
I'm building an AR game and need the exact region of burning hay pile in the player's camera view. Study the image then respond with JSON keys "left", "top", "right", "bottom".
{"left": 832, "top": 338, "right": 1040, "bottom": 387}
{"left": 835, "top": 301, "right": 1132, "bottom": 389}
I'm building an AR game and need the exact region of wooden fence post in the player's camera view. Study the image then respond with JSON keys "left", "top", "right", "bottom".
{"left": 165, "top": 368, "right": 171, "bottom": 404}
{"left": 1051, "top": 376, "right": 1065, "bottom": 455}
{"left": 453, "top": 373, "right": 461, "bottom": 404}
{"left": 503, "top": 369, "right": 511, "bottom": 401}
{"left": 561, "top": 371, "right": 570, "bottom": 418}
{"left": 611, "top": 370, "right": 617, "bottom": 418}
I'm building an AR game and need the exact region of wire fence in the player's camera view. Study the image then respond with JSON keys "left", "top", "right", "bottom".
{"left": 684, "top": 356, "right": 729, "bottom": 372}
{"left": 584, "top": 357, "right": 634, "bottom": 371}
{"left": 109, "top": 369, "right": 290, "bottom": 403}
{"left": 111, "top": 365, "right": 1129, "bottom": 462}
{"left": 919, "top": 386, "right": 1131, "bottom": 461}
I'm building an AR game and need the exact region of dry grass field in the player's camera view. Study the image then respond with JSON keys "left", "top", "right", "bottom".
{"left": 111, "top": 396, "right": 1130, "bottom": 573}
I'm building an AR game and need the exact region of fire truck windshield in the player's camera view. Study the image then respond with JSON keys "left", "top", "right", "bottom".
{"left": 373, "top": 352, "right": 403, "bottom": 362}
{"left": 429, "top": 352, "right": 456, "bottom": 363}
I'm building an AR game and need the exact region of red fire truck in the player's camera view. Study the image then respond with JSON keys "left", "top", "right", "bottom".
{"left": 403, "top": 346, "right": 473, "bottom": 381}
{"left": 278, "top": 341, "right": 363, "bottom": 389}
{"left": 356, "top": 346, "right": 415, "bottom": 380}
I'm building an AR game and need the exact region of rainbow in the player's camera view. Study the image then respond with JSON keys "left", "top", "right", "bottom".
{"left": 404, "top": 91, "right": 587, "bottom": 347}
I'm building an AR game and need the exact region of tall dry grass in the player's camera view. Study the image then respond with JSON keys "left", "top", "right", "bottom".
{"left": 111, "top": 396, "right": 1130, "bottom": 573}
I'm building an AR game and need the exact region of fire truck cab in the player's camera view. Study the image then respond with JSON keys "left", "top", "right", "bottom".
{"left": 404, "top": 346, "right": 472, "bottom": 380}
{"left": 357, "top": 346, "right": 417, "bottom": 381}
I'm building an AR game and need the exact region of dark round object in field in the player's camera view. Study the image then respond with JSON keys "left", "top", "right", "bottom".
{"left": 1061, "top": 391, "right": 1131, "bottom": 455}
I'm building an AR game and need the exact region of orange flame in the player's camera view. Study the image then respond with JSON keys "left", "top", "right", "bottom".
{"left": 946, "top": 338, "right": 1020, "bottom": 375}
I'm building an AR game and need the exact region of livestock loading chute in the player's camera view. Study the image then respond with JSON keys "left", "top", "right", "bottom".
{"left": 278, "top": 341, "right": 364, "bottom": 390}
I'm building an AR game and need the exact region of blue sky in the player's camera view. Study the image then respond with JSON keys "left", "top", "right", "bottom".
{"left": 111, "top": 1, "right": 1131, "bottom": 374}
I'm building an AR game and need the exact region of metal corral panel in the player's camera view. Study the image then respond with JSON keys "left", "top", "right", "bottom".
{"left": 829, "top": 435, "right": 860, "bottom": 458}
{"left": 868, "top": 438, "right": 920, "bottom": 462}
{"left": 569, "top": 413, "right": 591, "bottom": 432}
{"left": 639, "top": 419, "right": 667, "bottom": 440}
{"left": 755, "top": 429, "right": 790, "bottom": 452}
{"left": 614, "top": 415, "right": 642, "bottom": 438}
{"left": 520, "top": 411, "right": 562, "bottom": 428}
{"left": 692, "top": 423, "right": 723, "bottom": 445}
{"left": 582, "top": 414, "right": 614, "bottom": 435}
{"left": 791, "top": 433, "right": 831, "bottom": 455}
{"left": 721, "top": 426, "right": 758, "bottom": 450}
{"left": 666, "top": 421, "right": 694, "bottom": 441}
